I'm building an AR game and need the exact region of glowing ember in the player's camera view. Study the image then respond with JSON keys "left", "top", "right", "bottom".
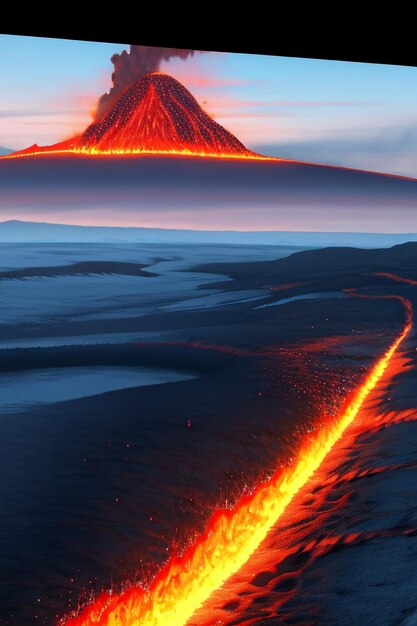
{"left": 2, "top": 147, "right": 272, "bottom": 161}
{"left": 5, "top": 73, "right": 269, "bottom": 161}
{"left": 61, "top": 292, "right": 412, "bottom": 626}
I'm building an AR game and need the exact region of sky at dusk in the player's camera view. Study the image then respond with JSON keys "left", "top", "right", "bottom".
{"left": 1, "top": 34, "right": 417, "bottom": 178}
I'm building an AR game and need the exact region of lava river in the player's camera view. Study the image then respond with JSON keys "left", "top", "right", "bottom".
{"left": 60, "top": 288, "right": 413, "bottom": 626}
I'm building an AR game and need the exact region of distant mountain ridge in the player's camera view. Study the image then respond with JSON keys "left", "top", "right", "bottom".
{"left": 1, "top": 220, "right": 417, "bottom": 247}
{"left": 196, "top": 242, "right": 417, "bottom": 280}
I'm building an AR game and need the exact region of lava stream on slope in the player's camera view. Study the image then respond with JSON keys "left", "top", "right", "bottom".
{"left": 61, "top": 290, "right": 412, "bottom": 626}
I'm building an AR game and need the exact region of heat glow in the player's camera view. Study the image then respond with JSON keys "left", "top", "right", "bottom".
{"left": 2, "top": 147, "right": 273, "bottom": 161}
{"left": 61, "top": 292, "right": 412, "bottom": 626}
{"left": 374, "top": 272, "right": 417, "bottom": 286}
{"left": 5, "top": 73, "right": 271, "bottom": 162}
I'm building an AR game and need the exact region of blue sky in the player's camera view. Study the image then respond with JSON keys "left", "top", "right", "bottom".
{"left": 1, "top": 34, "right": 417, "bottom": 177}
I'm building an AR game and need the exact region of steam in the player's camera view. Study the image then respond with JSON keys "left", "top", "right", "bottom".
{"left": 96, "top": 45, "right": 197, "bottom": 120}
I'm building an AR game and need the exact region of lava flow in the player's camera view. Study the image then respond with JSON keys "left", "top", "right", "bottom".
{"left": 373, "top": 271, "right": 417, "bottom": 286}
{"left": 61, "top": 291, "right": 412, "bottom": 626}
{"left": 6, "top": 73, "right": 266, "bottom": 161}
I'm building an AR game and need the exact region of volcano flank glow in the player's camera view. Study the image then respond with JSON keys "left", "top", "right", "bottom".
{"left": 8, "top": 73, "right": 263, "bottom": 160}
{"left": 61, "top": 292, "right": 412, "bottom": 626}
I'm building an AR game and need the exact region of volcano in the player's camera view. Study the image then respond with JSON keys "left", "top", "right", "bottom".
{"left": 82, "top": 73, "right": 255, "bottom": 157}
{"left": 4, "top": 72, "right": 417, "bottom": 231}
{"left": 9, "top": 73, "right": 257, "bottom": 159}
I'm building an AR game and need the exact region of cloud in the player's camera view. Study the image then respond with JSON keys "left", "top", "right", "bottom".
{"left": 253, "top": 123, "right": 417, "bottom": 179}
{"left": 227, "top": 100, "right": 378, "bottom": 109}
{"left": 169, "top": 75, "right": 248, "bottom": 89}
{"left": 0, "top": 108, "right": 85, "bottom": 119}
{"left": 95, "top": 45, "right": 199, "bottom": 120}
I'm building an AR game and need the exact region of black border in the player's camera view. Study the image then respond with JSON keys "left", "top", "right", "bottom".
{"left": 2, "top": 21, "right": 417, "bottom": 68}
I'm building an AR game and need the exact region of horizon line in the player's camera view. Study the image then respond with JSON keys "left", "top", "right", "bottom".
{"left": 2, "top": 219, "right": 417, "bottom": 237}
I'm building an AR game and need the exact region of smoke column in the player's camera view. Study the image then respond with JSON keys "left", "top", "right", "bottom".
{"left": 96, "top": 45, "right": 198, "bottom": 120}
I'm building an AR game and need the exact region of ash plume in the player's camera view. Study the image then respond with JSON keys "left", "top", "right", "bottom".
{"left": 96, "top": 45, "right": 197, "bottom": 120}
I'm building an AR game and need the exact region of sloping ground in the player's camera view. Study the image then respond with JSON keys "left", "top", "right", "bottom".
{"left": 0, "top": 261, "right": 157, "bottom": 279}
{"left": 1, "top": 244, "right": 417, "bottom": 624}
{"left": 197, "top": 242, "right": 417, "bottom": 281}
{"left": 190, "top": 285, "right": 417, "bottom": 626}
{"left": 1, "top": 156, "right": 416, "bottom": 232}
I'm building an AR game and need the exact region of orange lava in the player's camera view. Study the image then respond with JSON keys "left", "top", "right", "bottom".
{"left": 344, "top": 289, "right": 413, "bottom": 328}
{"left": 61, "top": 291, "right": 412, "bottom": 626}
{"left": 1, "top": 147, "right": 274, "bottom": 161}
{"left": 373, "top": 272, "right": 417, "bottom": 286}
{"left": 3, "top": 73, "right": 276, "bottom": 163}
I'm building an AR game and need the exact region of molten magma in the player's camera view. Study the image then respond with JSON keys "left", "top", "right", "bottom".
{"left": 374, "top": 272, "right": 417, "bottom": 286}
{"left": 82, "top": 73, "right": 252, "bottom": 156}
{"left": 3, "top": 146, "right": 272, "bottom": 161}
{"left": 62, "top": 294, "right": 412, "bottom": 626}
{"left": 6, "top": 73, "right": 267, "bottom": 161}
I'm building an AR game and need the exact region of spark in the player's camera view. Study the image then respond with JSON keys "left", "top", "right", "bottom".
{"left": 61, "top": 292, "right": 412, "bottom": 626}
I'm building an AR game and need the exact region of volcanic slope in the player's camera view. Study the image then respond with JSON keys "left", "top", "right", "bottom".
{"left": 10, "top": 73, "right": 255, "bottom": 158}
{"left": 82, "top": 73, "right": 254, "bottom": 156}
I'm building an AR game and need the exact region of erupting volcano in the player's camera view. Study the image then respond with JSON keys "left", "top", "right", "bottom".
{"left": 83, "top": 73, "right": 255, "bottom": 157}
{"left": 10, "top": 73, "right": 259, "bottom": 159}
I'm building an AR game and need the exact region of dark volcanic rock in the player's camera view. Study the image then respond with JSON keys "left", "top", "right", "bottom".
{"left": 82, "top": 73, "right": 254, "bottom": 157}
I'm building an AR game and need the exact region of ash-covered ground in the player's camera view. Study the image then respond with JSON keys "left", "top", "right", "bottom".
{"left": 0, "top": 241, "right": 415, "bottom": 625}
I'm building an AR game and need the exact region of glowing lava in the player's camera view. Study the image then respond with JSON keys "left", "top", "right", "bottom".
{"left": 373, "top": 271, "right": 417, "bottom": 286}
{"left": 6, "top": 73, "right": 265, "bottom": 161}
{"left": 61, "top": 292, "right": 412, "bottom": 626}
